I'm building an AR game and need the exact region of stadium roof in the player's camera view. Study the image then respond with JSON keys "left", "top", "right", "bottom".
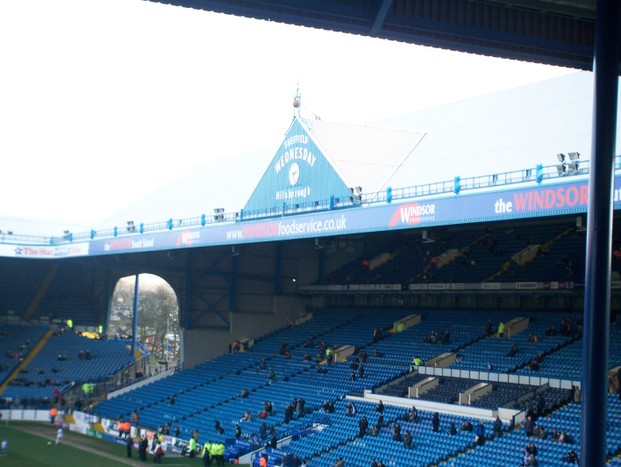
{"left": 91, "top": 70, "right": 608, "bottom": 230}
{"left": 301, "top": 117, "right": 425, "bottom": 195}
{"left": 148, "top": 0, "right": 596, "bottom": 70}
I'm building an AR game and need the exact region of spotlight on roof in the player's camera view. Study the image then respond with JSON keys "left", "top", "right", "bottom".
{"left": 214, "top": 208, "right": 225, "bottom": 222}
{"left": 126, "top": 221, "right": 136, "bottom": 233}
{"left": 349, "top": 187, "right": 362, "bottom": 204}
{"left": 568, "top": 152, "right": 580, "bottom": 161}
{"left": 557, "top": 153, "right": 566, "bottom": 163}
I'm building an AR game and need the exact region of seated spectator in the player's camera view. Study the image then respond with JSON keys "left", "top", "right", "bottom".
{"left": 214, "top": 419, "right": 225, "bottom": 435}
{"left": 526, "top": 442, "right": 538, "bottom": 456}
{"left": 558, "top": 431, "right": 573, "bottom": 444}
{"left": 373, "top": 349, "right": 384, "bottom": 358}
{"left": 345, "top": 401, "right": 357, "bottom": 417}
{"left": 449, "top": 423, "right": 457, "bottom": 435}
{"left": 240, "top": 388, "right": 249, "bottom": 398}
{"left": 507, "top": 344, "right": 519, "bottom": 357}
{"left": 528, "top": 359, "right": 540, "bottom": 371}
{"left": 562, "top": 450, "right": 579, "bottom": 464}
{"left": 533, "top": 424, "right": 547, "bottom": 440}
{"left": 239, "top": 411, "right": 252, "bottom": 422}
{"left": 461, "top": 420, "right": 473, "bottom": 432}
{"left": 441, "top": 330, "right": 451, "bottom": 344}
{"left": 391, "top": 422, "right": 402, "bottom": 441}
{"left": 322, "top": 401, "right": 335, "bottom": 413}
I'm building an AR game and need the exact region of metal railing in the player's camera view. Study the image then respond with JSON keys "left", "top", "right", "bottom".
{"left": 1, "top": 156, "right": 612, "bottom": 247}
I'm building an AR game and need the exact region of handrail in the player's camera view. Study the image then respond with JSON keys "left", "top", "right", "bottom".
{"left": 0, "top": 156, "right": 614, "bottom": 246}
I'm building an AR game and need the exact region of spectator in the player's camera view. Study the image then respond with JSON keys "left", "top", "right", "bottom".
{"left": 345, "top": 401, "right": 357, "bottom": 417}
{"left": 507, "top": 343, "right": 519, "bottom": 357}
{"left": 449, "top": 423, "right": 457, "bottom": 435}
{"left": 358, "top": 416, "right": 368, "bottom": 437}
{"left": 533, "top": 423, "right": 547, "bottom": 440}
{"left": 403, "top": 430, "right": 412, "bottom": 449}
{"left": 214, "top": 419, "right": 225, "bottom": 435}
{"left": 523, "top": 416, "right": 535, "bottom": 437}
{"left": 461, "top": 420, "right": 473, "bottom": 432}
{"left": 562, "top": 450, "right": 579, "bottom": 464}
{"left": 432, "top": 412, "right": 440, "bottom": 433}
{"left": 391, "top": 422, "right": 402, "bottom": 441}
{"left": 558, "top": 431, "right": 573, "bottom": 444}
{"left": 484, "top": 320, "right": 493, "bottom": 336}
{"left": 153, "top": 442, "right": 164, "bottom": 464}
{"left": 410, "top": 356, "right": 424, "bottom": 372}
{"left": 497, "top": 321, "right": 505, "bottom": 338}
{"left": 474, "top": 420, "right": 485, "bottom": 446}
{"left": 493, "top": 415, "right": 503, "bottom": 436}
{"left": 138, "top": 435, "right": 148, "bottom": 461}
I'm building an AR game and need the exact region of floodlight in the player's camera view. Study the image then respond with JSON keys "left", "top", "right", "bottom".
{"left": 568, "top": 152, "right": 580, "bottom": 161}
{"left": 557, "top": 153, "right": 566, "bottom": 162}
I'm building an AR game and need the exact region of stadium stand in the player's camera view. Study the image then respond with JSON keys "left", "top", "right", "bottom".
{"left": 83, "top": 307, "right": 621, "bottom": 465}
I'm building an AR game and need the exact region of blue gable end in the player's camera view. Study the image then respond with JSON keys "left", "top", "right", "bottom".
{"left": 243, "top": 118, "right": 352, "bottom": 212}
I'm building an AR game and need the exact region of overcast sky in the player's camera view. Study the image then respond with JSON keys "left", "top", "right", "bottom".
{"left": 0, "top": 0, "right": 576, "bottom": 232}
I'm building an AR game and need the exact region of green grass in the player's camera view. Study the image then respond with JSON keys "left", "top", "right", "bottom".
{"left": 0, "top": 423, "right": 250, "bottom": 467}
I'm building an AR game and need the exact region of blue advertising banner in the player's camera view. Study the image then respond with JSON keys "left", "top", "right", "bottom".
{"left": 9, "top": 175, "right": 621, "bottom": 258}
